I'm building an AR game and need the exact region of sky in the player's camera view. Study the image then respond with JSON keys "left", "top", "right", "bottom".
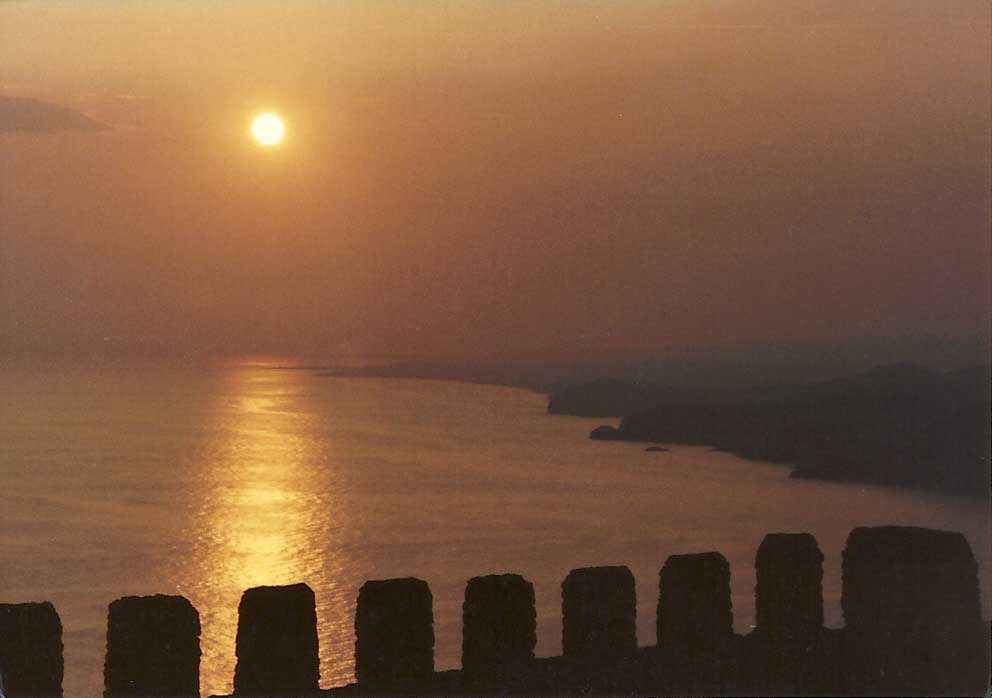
{"left": 1, "top": 1, "right": 990, "bottom": 361}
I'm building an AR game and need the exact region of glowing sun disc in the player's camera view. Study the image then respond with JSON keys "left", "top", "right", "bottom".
{"left": 251, "top": 112, "right": 285, "bottom": 146}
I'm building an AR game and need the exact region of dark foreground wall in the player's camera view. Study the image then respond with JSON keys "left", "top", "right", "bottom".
{"left": 755, "top": 532, "right": 823, "bottom": 646}
{"left": 355, "top": 578, "right": 434, "bottom": 689}
{"left": 742, "top": 533, "right": 829, "bottom": 694}
{"left": 234, "top": 583, "right": 320, "bottom": 696}
{"left": 2, "top": 526, "right": 988, "bottom": 697}
{"left": 0, "top": 602, "right": 63, "bottom": 698}
{"left": 650, "top": 552, "right": 735, "bottom": 694}
{"left": 104, "top": 594, "right": 200, "bottom": 697}
{"left": 462, "top": 574, "right": 536, "bottom": 687}
{"left": 561, "top": 566, "right": 638, "bottom": 692}
{"left": 841, "top": 526, "right": 987, "bottom": 695}
{"left": 657, "top": 551, "right": 733, "bottom": 653}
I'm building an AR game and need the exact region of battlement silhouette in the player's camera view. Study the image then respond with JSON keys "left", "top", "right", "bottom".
{"left": 1, "top": 526, "right": 988, "bottom": 697}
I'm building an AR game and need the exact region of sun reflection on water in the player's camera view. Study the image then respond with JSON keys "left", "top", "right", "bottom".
{"left": 178, "top": 361, "right": 349, "bottom": 695}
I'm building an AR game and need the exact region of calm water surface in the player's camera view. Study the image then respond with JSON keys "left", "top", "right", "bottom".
{"left": 1, "top": 359, "right": 988, "bottom": 696}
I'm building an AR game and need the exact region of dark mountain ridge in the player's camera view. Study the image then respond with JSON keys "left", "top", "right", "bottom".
{"left": 548, "top": 380, "right": 798, "bottom": 417}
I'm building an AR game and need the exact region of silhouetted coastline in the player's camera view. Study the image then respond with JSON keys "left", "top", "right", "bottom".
{"left": 573, "top": 363, "right": 990, "bottom": 495}
{"left": 312, "top": 359, "right": 990, "bottom": 495}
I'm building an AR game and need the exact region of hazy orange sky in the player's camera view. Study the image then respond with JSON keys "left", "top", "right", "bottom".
{"left": 1, "top": 1, "right": 989, "bottom": 360}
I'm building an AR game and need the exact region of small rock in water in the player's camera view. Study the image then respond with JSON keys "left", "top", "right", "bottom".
{"left": 589, "top": 425, "right": 621, "bottom": 440}
{"left": 645, "top": 446, "right": 669, "bottom": 452}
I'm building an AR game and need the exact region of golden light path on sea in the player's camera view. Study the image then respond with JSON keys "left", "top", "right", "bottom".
{"left": 180, "top": 363, "right": 350, "bottom": 694}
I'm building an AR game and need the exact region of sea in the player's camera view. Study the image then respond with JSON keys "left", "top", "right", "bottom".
{"left": 1, "top": 358, "right": 988, "bottom": 697}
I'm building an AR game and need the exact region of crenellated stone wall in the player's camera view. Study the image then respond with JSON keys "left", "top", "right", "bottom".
{"left": 1, "top": 526, "right": 988, "bottom": 697}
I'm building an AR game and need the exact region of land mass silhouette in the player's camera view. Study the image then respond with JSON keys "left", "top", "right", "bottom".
{"left": 565, "top": 363, "right": 989, "bottom": 494}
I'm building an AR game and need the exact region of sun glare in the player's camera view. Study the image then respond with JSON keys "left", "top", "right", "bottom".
{"left": 251, "top": 112, "right": 285, "bottom": 146}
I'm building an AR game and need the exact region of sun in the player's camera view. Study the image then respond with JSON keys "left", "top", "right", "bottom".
{"left": 251, "top": 112, "right": 285, "bottom": 146}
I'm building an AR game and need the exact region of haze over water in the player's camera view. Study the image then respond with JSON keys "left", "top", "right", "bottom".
{"left": 1, "top": 359, "right": 988, "bottom": 697}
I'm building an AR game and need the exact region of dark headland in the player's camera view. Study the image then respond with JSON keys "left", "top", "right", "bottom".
{"left": 567, "top": 363, "right": 990, "bottom": 495}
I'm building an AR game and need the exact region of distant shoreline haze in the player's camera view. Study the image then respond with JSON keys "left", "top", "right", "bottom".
{"left": 313, "top": 333, "right": 990, "bottom": 390}
{"left": 7, "top": 331, "right": 982, "bottom": 388}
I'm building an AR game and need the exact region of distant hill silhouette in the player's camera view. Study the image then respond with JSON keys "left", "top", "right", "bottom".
{"left": 0, "top": 95, "right": 108, "bottom": 133}
{"left": 548, "top": 380, "right": 669, "bottom": 417}
{"left": 568, "top": 363, "right": 990, "bottom": 494}
{"left": 315, "top": 334, "right": 991, "bottom": 394}
{"left": 548, "top": 379, "right": 797, "bottom": 417}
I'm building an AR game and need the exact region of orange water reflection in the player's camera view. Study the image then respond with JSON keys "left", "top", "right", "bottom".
{"left": 180, "top": 361, "right": 350, "bottom": 695}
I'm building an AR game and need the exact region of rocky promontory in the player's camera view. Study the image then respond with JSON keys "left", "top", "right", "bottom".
{"left": 579, "top": 363, "right": 989, "bottom": 494}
